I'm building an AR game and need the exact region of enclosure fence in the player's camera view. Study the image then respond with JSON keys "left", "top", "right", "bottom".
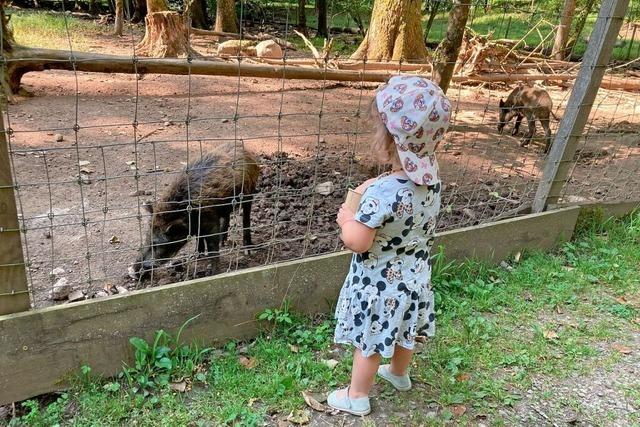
{"left": 0, "top": 0, "right": 638, "bottom": 315}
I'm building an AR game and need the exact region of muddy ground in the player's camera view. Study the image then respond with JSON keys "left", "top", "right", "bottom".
{"left": 6, "top": 37, "right": 640, "bottom": 308}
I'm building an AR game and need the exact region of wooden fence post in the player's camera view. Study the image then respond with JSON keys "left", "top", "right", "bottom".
{"left": 0, "top": 106, "right": 30, "bottom": 315}
{"left": 532, "top": 0, "right": 630, "bottom": 213}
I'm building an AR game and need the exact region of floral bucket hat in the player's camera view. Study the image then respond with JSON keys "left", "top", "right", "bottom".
{"left": 375, "top": 75, "right": 452, "bottom": 185}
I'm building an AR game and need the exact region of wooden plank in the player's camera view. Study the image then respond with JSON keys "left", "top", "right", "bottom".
{"left": 532, "top": 0, "right": 630, "bottom": 212}
{"left": 0, "top": 109, "right": 30, "bottom": 316}
{"left": 436, "top": 206, "right": 580, "bottom": 262}
{"left": 0, "top": 207, "right": 581, "bottom": 405}
{"left": 549, "top": 200, "right": 640, "bottom": 218}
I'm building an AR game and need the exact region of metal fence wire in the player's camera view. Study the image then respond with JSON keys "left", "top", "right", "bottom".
{"left": 0, "top": 0, "right": 638, "bottom": 310}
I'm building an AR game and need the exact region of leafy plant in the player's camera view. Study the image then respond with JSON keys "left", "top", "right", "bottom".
{"left": 121, "top": 315, "right": 211, "bottom": 396}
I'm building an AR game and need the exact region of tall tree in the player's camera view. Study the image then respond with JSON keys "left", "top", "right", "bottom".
{"left": 186, "top": 0, "right": 210, "bottom": 29}
{"left": 114, "top": 0, "right": 124, "bottom": 36}
{"left": 317, "top": 0, "right": 328, "bottom": 38}
{"left": 552, "top": 0, "right": 577, "bottom": 59}
{"left": 131, "top": 0, "right": 147, "bottom": 23}
{"left": 297, "top": 0, "right": 308, "bottom": 36}
{"left": 215, "top": 0, "right": 238, "bottom": 33}
{"left": 432, "top": 0, "right": 470, "bottom": 92}
{"left": 423, "top": 0, "right": 440, "bottom": 44}
{"left": 351, "top": 0, "right": 428, "bottom": 62}
{"left": 565, "top": 0, "right": 598, "bottom": 57}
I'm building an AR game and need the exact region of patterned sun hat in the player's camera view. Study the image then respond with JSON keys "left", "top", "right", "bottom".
{"left": 375, "top": 75, "right": 451, "bottom": 186}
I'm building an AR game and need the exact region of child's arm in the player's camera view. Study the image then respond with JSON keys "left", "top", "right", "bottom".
{"left": 337, "top": 203, "right": 376, "bottom": 253}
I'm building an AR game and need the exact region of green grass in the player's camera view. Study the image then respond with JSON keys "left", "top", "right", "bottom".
{"left": 9, "top": 10, "right": 108, "bottom": 50}
{"left": 8, "top": 210, "right": 639, "bottom": 425}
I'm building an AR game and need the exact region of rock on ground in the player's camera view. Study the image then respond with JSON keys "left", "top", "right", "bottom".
{"left": 256, "top": 40, "right": 282, "bottom": 59}
{"left": 217, "top": 40, "right": 257, "bottom": 57}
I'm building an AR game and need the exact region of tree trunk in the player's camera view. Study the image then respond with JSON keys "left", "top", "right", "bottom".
{"left": 552, "top": 0, "right": 576, "bottom": 60}
{"left": 186, "top": 0, "right": 209, "bottom": 29}
{"left": 1, "top": 0, "right": 14, "bottom": 99}
{"left": 432, "top": 0, "right": 470, "bottom": 92}
{"left": 565, "top": 0, "right": 597, "bottom": 57}
{"left": 423, "top": 0, "right": 440, "bottom": 43}
{"left": 115, "top": 0, "right": 124, "bottom": 36}
{"left": 351, "top": 0, "right": 428, "bottom": 62}
{"left": 297, "top": 0, "right": 308, "bottom": 37}
{"left": 131, "top": 0, "right": 147, "bottom": 23}
{"left": 88, "top": 0, "right": 97, "bottom": 14}
{"left": 317, "top": 0, "right": 328, "bottom": 38}
{"left": 214, "top": 0, "right": 238, "bottom": 33}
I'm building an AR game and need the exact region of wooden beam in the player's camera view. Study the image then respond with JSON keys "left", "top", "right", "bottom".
{"left": 0, "top": 207, "right": 580, "bottom": 405}
{"left": 0, "top": 107, "right": 30, "bottom": 316}
{"left": 532, "top": 0, "right": 630, "bottom": 212}
{"left": 9, "top": 47, "right": 640, "bottom": 94}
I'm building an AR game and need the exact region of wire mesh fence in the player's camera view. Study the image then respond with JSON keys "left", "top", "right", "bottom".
{"left": 0, "top": 0, "right": 638, "bottom": 311}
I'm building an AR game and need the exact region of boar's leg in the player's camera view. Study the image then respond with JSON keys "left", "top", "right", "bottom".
{"left": 520, "top": 112, "right": 536, "bottom": 147}
{"left": 220, "top": 214, "right": 230, "bottom": 246}
{"left": 540, "top": 118, "right": 552, "bottom": 152}
{"left": 512, "top": 114, "right": 523, "bottom": 136}
{"left": 202, "top": 218, "right": 221, "bottom": 274}
{"left": 241, "top": 197, "right": 253, "bottom": 248}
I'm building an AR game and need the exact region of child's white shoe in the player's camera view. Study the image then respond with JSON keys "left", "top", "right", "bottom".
{"left": 327, "top": 387, "right": 371, "bottom": 416}
{"left": 377, "top": 364, "right": 412, "bottom": 391}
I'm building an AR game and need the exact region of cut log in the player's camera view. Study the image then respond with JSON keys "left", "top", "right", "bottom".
{"left": 7, "top": 47, "right": 640, "bottom": 94}
{"left": 135, "top": 11, "right": 199, "bottom": 58}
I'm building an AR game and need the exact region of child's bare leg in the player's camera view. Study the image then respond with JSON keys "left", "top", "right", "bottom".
{"left": 390, "top": 345, "right": 413, "bottom": 376}
{"left": 348, "top": 349, "right": 381, "bottom": 398}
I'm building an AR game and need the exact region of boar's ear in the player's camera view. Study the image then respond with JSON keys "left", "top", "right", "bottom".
{"left": 143, "top": 202, "right": 154, "bottom": 214}
{"left": 499, "top": 99, "right": 505, "bottom": 107}
{"left": 165, "top": 218, "right": 186, "bottom": 236}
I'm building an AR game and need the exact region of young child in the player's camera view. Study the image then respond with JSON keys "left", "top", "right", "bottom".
{"left": 329, "top": 75, "right": 451, "bottom": 416}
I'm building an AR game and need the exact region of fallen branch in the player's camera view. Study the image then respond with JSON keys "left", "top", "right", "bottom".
{"left": 8, "top": 47, "right": 640, "bottom": 93}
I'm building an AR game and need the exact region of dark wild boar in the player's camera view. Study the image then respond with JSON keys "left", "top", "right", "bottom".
{"left": 498, "top": 85, "right": 559, "bottom": 151}
{"left": 130, "top": 143, "right": 260, "bottom": 279}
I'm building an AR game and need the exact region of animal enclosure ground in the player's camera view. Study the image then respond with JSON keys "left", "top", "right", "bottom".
{"left": 6, "top": 12, "right": 640, "bottom": 307}
{"left": 3, "top": 213, "right": 639, "bottom": 426}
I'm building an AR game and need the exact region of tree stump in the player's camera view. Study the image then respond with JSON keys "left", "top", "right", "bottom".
{"left": 135, "top": 11, "right": 198, "bottom": 58}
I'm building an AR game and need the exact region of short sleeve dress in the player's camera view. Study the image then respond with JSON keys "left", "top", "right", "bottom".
{"left": 334, "top": 174, "right": 441, "bottom": 358}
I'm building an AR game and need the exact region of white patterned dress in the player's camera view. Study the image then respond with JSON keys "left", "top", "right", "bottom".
{"left": 334, "top": 174, "right": 441, "bottom": 358}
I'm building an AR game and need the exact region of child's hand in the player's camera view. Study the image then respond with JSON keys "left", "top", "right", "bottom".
{"left": 337, "top": 203, "right": 355, "bottom": 227}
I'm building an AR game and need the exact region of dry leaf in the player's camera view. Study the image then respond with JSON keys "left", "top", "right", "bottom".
{"left": 289, "top": 344, "right": 300, "bottom": 353}
{"left": 286, "top": 409, "right": 310, "bottom": 425}
{"left": 612, "top": 343, "right": 632, "bottom": 354}
{"left": 302, "top": 391, "right": 326, "bottom": 412}
{"left": 455, "top": 373, "right": 470, "bottom": 382}
{"left": 238, "top": 355, "right": 256, "bottom": 369}
{"left": 543, "top": 330, "right": 559, "bottom": 340}
{"left": 320, "top": 359, "right": 339, "bottom": 369}
{"left": 109, "top": 235, "right": 121, "bottom": 244}
{"left": 615, "top": 296, "right": 628, "bottom": 305}
{"left": 169, "top": 381, "right": 187, "bottom": 392}
{"left": 452, "top": 405, "right": 467, "bottom": 417}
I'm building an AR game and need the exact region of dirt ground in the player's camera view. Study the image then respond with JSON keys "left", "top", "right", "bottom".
{"left": 6, "top": 30, "right": 640, "bottom": 308}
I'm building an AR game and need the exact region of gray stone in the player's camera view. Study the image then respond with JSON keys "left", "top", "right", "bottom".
{"left": 50, "top": 278, "right": 71, "bottom": 300}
